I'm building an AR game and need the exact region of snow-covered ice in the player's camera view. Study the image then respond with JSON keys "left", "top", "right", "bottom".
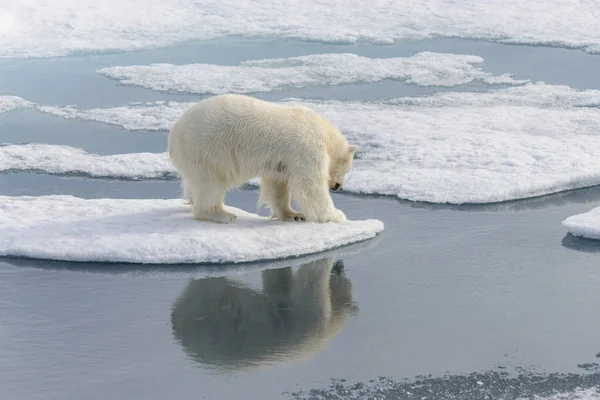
{"left": 0, "top": 144, "right": 175, "bottom": 179}
{"left": 562, "top": 207, "right": 600, "bottom": 241}
{"left": 37, "top": 101, "right": 189, "bottom": 131}
{"left": 0, "top": 195, "right": 384, "bottom": 264}
{"left": 1, "top": 0, "right": 600, "bottom": 59}
{"left": 16, "top": 83, "right": 600, "bottom": 204}
{"left": 0, "top": 96, "right": 33, "bottom": 113}
{"left": 97, "top": 52, "right": 526, "bottom": 94}
{"left": 309, "top": 88, "right": 600, "bottom": 204}
{"left": 389, "top": 83, "right": 600, "bottom": 108}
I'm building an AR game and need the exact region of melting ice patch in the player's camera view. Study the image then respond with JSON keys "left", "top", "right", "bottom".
{"left": 0, "top": 96, "right": 33, "bottom": 113}
{"left": 0, "top": 144, "right": 175, "bottom": 179}
{"left": 97, "top": 52, "right": 527, "bottom": 94}
{"left": 291, "top": 375, "right": 600, "bottom": 400}
{"left": 37, "top": 101, "right": 189, "bottom": 131}
{"left": 1, "top": 0, "right": 600, "bottom": 58}
{"left": 0, "top": 195, "right": 384, "bottom": 264}
{"left": 562, "top": 207, "right": 600, "bottom": 241}
{"left": 21, "top": 83, "right": 600, "bottom": 204}
{"left": 389, "top": 83, "right": 600, "bottom": 108}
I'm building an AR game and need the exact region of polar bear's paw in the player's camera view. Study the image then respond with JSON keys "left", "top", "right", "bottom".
{"left": 313, "top": 208, "right": 347, "bottom": 223}
{"left": 277, "top": 211, "right": 306, "bottom": 222}
{"left": 194, "top": 210, "right": 238, "bottom": 224}
{"left": 330, "top": 208, "right": 348, "bottom": 223}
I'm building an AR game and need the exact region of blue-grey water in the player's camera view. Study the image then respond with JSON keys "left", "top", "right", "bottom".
{"left": 2, "top": 38, "right": 600, "bottom": 400}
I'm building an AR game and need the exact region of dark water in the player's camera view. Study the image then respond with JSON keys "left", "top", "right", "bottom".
{"left": 2, "top": 37, "right": 600, "bottom": 399}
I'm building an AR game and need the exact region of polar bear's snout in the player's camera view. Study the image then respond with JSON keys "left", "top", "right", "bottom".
{"left": 331, "top": 182, "right": 341, "bottom": 191}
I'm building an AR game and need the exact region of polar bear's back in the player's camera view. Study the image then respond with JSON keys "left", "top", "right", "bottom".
{"left": 173, "top": 94, "right": 319, "bottom": 141}
{"left": 168, "top": 94, "right": 330, "bottom": 184}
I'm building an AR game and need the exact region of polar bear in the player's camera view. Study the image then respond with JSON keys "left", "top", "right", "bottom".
{"left": 170, "top": 256, "right": 357, "bottom": 371}
{"left": 167, "top": 94, "right": 357, "bottom": 224}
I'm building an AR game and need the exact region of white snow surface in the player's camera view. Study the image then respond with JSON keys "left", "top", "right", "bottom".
{"left": 37, "top": 101, "right": 189, "bottom": 131}
{"left": 310, "top": 88, "right": 600, "bottom": 204}
{"left": 97, "top": 52, "right": 526, "bottom": 94}
{"left": 562, "top": 206, "right": 600, "bottom": 240}
{"left": 0, "top": 96, "right": 33, "bottom": 113}
{"left": 1, "top": 0, "right": 600, "bottom": 58}
{"left": 0, "top": 195, "right": 384, "bottom": 264}
{"left": 0, "top": 143, "right": 175, "bottom": 179}
{"left": 16, "top": 83, "right": 600, "bottom": 204}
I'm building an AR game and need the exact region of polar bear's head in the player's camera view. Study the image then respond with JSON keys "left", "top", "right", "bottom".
{"left": 329, "top": 143, "right": 357, "bottom": 191}
{"left": 310, "top": 109, "right": 358, "bottom": 191}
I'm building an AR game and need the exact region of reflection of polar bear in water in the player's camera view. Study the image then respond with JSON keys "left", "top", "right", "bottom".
{"left": 170, "top": 257, "right": 357, "bottom": 371}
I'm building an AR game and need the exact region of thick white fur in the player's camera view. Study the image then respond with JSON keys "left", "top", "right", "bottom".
{"left": 167, "top": 94, "right": 357, "bottom": 224}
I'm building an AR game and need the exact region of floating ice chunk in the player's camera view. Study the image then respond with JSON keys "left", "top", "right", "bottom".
{"left": 0, "top": 96, "right": 33, "bottom": 113}
{"left": 562, "top": 207, "right": 600, "bottom": 241}
{"left": 37, "top": 101, "right": 189, "bottom": 131}
{"left": 0, "top": 195, "right": 384, "bottom": 264}
{"left": 4, "top": 233, "right": 382, "bottom": 277}
{"left": 390, "top": 82, "right": 600, "bottom": 108}
{"left": 306, "top": 96, "right": 600, "bottom": 204}
{"left": 97, "top": 52, "right": 527, "bottom": 94}
{"left": 1, "top": 0, "right": 600, "bottom": 58}
{"left": 0, "top": 144, "right": 175, "bottom": 179}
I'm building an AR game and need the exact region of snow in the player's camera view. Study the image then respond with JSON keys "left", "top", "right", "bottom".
{"left": 19, "top": 82, "right": 600, "bottom": 204}
{"left": 37, "top": 101, "right": 189, "bottom": 131}
{"left": 0, "top": 143, "right": 175, "bottom": 179}
{"left": 97, "top": 52, "right": 527, "bottom": 94}
{"left": 1, "top": 0, "right": 600, "bottom": 59}
{"left": 562, "top": 207, "right": 600, "bottom": 241}
{"left": 0, "top": 96, "right": 33, "bottom": 113}
{"left": 389, "top": 83, "right": 600, "bottom": 108}
{"left": 0, "top": 195, "right": 384, "bottom": 264}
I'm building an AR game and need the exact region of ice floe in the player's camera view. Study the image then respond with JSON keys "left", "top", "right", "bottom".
{"left": 308, "top": 92, "right": 600, "bottom": 203}
{"left": 562, "top": 207, "right": 600, "bottom": 241}
{"left": 0, "top": 195, "right": 384, "bottom": 264}
{"left": 97, "top": 52, "right": 527, "bottom": 94}
{"left": 14, "top": 83, "right": 600, "bottom": 204}
{"left": 389, "top": 83, "right": 600, "bottom": 108}
{"left": 36, "top": 101, "right": 188, "bottom": 131}
{"left": 4, "top": 234, "right": 382, "bottom": 277}
{"left": 1, "top": 0, "right": 600, "bottom": 58}
{"left": 0, "top": 144, "right": 175, "bottom": 179}
{"left": 0, "top": 96, "right": 33, "bottom": 113}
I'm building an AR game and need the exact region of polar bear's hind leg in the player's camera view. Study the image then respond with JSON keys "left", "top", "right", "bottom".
{"left": 188, "top": 177, "right": 237, "bottom": 224}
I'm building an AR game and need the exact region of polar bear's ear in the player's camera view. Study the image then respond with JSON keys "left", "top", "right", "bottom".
{"left": 348, "top": 145, "right": 358, "bottom": 154}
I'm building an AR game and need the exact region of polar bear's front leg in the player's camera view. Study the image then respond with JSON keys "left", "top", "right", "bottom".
{"left": 295, "top": 181, "right": 347, "bottom": 224}
{"left": 259, "top": 178, "right": 306, "bottom": 222}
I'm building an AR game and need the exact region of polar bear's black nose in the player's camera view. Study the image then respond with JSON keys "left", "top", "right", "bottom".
{"left": 332, "top": 183, "right": 341, "bottom": 190}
